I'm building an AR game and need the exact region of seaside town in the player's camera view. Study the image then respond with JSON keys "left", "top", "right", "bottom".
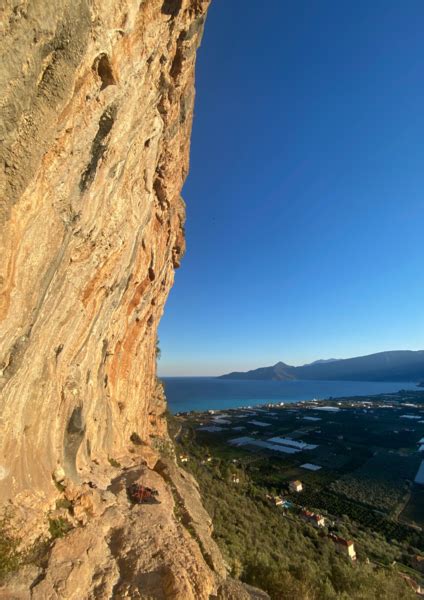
{"left": 173, "top": 389, "right": 424, "bottom": 595}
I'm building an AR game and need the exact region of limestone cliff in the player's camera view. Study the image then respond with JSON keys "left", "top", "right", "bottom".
{"left": 0, "top": 0, "right": 202, "bottom": 502}
{"left": 0, "top": 1, "right": 272, "bottom": 597}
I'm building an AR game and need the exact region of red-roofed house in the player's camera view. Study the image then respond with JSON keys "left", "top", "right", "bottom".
{"left": 301, "top": 509, "right": 325, "bottom": 528}
{"left": 330, "top": 534, "right": 356, "bottom": 560}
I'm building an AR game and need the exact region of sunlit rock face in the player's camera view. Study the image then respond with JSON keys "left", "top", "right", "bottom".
{"left": 0, "top": 5, "right": 275, "bottom": 597}
{"left": 0, "top": 0, "right": 209, "bottom": 504}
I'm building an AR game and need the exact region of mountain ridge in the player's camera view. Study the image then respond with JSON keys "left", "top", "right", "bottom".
{"left": 219, "top": 350, "right": 424, "bottom": 382}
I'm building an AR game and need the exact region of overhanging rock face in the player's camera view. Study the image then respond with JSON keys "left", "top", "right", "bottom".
{"left": 0, "top": 0, "right": 208, "bottom": 504}
{"left": 0, "top": 4, "right": 275, "bottom": 596}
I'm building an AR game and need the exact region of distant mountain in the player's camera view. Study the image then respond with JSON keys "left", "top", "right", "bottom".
{"left": 306, "top": 358, "right": 338, "bottom": 366}
{"left": 220, "top": 361, "right": 297, "bottom": 382}
{"left": 218, "top": 350, "right": 424, "bottom": 382}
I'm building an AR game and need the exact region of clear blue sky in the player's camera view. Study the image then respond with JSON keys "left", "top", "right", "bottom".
{"left": 158, "top": 0, "right": 424, "bottom": 376}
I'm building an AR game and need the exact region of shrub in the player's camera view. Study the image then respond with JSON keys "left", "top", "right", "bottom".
{"left": 48, "top": 517, "right": 72, "bottom": 540}
{"left": 0, "top": 513, "right": 21, "bottom": 582}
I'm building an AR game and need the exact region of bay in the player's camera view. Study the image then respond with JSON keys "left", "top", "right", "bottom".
{"left": 162, "top": 377, "right": 419, "bottom": 414}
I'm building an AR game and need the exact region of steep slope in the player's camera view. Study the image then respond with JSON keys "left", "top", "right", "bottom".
{"left": 0, "top": 1, "right": 270, "bottom": 597}
{"left": 219, "top": 350, "right": 424, "bottom": 381}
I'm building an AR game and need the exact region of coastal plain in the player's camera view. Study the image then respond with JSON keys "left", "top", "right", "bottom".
{"left": 173, "top": 389, "right": 424, "bottom": 593}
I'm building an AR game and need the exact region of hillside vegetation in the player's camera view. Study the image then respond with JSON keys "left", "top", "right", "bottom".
{"left": 172, "top": 421, "right": 417, "bottom": 600}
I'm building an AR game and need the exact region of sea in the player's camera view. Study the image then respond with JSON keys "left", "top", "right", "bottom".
{"left": 162, "top": 377, "right": 420, "bottom": 414}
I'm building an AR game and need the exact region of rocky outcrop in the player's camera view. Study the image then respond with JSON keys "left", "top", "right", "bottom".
{"left": 0, "top": 461, "right": 269, "bottom": 598}
{"left": 0, "top": 1, "right": 269, "bottom": 597}
{"left": 30, "top": 465, "right": 220, "bottom": 599}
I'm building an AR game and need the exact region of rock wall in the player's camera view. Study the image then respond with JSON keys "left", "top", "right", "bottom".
{"left": 0, "top": 0, "right": 207, "bottom": 503}
{"left": 0, "top": 4, "right": 274, "bottom": 597}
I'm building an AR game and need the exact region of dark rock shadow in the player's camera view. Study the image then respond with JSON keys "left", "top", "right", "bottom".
{"left": 161, "top": 0, "right": 182, "bottom": 16}
{"left": 108, "top": 467, "right": 145, "bottom": 495}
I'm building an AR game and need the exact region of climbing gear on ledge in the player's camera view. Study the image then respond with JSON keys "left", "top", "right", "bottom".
{"left": 127, "top": 483, "right": 160, "bottom": 504}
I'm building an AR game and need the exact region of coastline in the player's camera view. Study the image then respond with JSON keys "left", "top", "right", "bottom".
{"left": 162, "top": 377, "right": 420, "bottom": 414}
